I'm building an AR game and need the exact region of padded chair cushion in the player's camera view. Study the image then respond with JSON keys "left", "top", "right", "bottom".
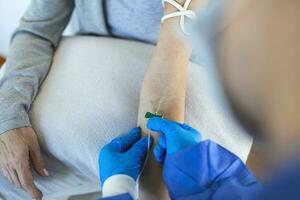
{"left": 0, "top": 36, "right": 252, "bottom": 199}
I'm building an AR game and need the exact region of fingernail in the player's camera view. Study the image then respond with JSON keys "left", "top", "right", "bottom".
{"left": 43, "top": 169, "right": 49, "bottom": 176}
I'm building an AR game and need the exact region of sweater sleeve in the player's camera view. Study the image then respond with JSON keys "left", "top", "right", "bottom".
{"left": 0, "top": 0, "right": 74, "bottom": 134}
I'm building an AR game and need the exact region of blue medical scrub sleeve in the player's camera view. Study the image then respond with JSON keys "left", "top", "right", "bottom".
{"left": 163, "top": 140, "right": 262, "bottom": 200}
{"left": 100, "top": 193, "right": 133, "bottom": 200}
{"left": 257, "top": 160, "right": 300, "bottom": 200}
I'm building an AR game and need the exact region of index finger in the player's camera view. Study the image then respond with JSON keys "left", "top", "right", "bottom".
{"left": 17, "top": 160, "right": 42, "bottom": 200}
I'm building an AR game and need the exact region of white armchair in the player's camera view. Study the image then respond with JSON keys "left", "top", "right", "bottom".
{"left": 0, "top": 36, "right": 252, "bottom": 200}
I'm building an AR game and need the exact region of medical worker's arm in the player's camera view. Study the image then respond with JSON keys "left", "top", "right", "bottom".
{"left": 147, "top": 117, "right": 262, "bottom": 200}
{"left": 99, "top": 127, "right": 152, "bottom": 200}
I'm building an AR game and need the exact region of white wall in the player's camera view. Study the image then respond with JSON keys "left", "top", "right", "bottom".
{"left": 0, "top": 0, "right": 30, "bottom": 56}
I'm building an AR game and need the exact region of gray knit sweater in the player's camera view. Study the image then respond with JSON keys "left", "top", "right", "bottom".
{"left": 0, "top": 0, "right": 163, "bottom": 134}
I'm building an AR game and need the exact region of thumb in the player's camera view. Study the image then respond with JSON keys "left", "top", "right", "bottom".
{"left": 30, "top": 147, "right": 49, "bottom": 177}
{"left": 129, "top": 136, "right": 153, "bottom": 161}
{"left": 147, "top": 117, "right": 179, "bottom": 137}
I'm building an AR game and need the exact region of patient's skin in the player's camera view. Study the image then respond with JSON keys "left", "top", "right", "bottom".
{"left": 217, "top": 0, "right": 300, "bottom": 179}
{"left": 137, "top": 0, "right": 207, "bottom": 199}
{"left": 137, "top": 25, "right": 189, "bottom": 200}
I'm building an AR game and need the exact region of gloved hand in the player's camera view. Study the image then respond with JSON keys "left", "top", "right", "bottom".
{"left": 99, "top": 127, "right": 152, "bottom": 185}
{"left": 147, "top": 117, "right": 201, "bottom": 163}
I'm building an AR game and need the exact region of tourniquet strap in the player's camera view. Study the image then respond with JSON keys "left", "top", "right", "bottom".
{"left": 162, "top": 0, "right": 196, "bottom": 35}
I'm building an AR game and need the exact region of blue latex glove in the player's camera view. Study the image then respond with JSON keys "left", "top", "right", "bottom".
{"left": 146, "top": 117, "right": 201, "bottom": 163}
{"left": 99, "top": 127, "right": 152, "bottom": 185}
{"left": 163, "top": 141, "right": 261, "bottom": 200}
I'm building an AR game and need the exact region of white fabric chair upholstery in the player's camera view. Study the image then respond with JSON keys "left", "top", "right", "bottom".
{"left": 0, "top": 36, "right": 252, "bottom": 200}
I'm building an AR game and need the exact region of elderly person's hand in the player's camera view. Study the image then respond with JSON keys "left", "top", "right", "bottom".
{"left": 99, "top": 127, "right": 152, "bottom": 199}
{"left": 0, "top": 128, "right": 49, "bottom": 200}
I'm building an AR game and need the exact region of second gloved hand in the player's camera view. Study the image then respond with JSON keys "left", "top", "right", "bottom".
{"left": 147, "top": 117, "right": 201, "bottom": 163}
{"left": 99, "top": 127, "right": 152, "bottom": 185}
